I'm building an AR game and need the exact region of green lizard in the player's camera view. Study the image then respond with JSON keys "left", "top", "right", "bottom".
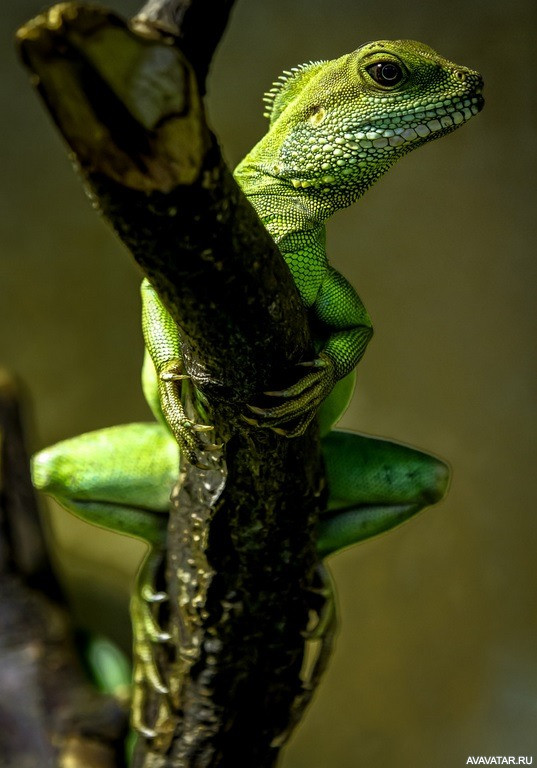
{"left": 31, "top": 39, "right": 482, "bottom": 737}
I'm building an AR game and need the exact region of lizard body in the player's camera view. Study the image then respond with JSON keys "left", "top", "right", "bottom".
{"left": 31, "top": 38, "right": 483, "bottom": 740}
{"left": 139, "top": 39, "right": 483, "bottom": 453}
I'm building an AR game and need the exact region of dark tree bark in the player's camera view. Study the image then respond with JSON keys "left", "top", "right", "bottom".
{"left": 133, "top": 0, "right": 235, "bottom": 92}
{"left": 0, "top": 371, "right": 129, "bottom": 768}
{"left": 16, "top": 2, "right": 333, "bottom": 766}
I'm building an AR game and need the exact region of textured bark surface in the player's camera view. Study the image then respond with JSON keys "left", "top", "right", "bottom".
{"left": 133, "top": 0, "right": 235, "bottom": 93}
{"left": 16, "top": 3, "right": 332, "bottom": 766}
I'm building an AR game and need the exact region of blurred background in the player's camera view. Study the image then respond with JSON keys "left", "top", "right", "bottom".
{"left": 1, "top": 0, "right": 536, "bottom": 765}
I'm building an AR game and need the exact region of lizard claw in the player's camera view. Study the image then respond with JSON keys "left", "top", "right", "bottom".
{"left": 203, "top": 442, "right": 224, "bottom": 452}
{"left": 141, "top": 585, "right": 168, "bottom": 604}
{"left": 191, "top": 450, "right": 224, "bottom": 470}
{"left": 297, "top": 357, "right": 330, "bottom": 369}
{"left": 161, "top": 371, "right": 190, "bottom": 382}
{"left": 244, "top": 354, "right": 336, "bottom": 437}
{"left": 247, "top": 404, "right": 270, "bottom": 416}
{"left": 157, "top": 359, "right": 223, "bottom": 467}
{"left": 194, "top": 462, "right": 213, "bottom": 470}
{"left": 189, "top": 442, "right": 224, "bottom": 470}
{"left": 185, "top": 443, "right": 223, "bottom": 470}
{"left": 270, "top": 426, "right": 290, "bottom": 436}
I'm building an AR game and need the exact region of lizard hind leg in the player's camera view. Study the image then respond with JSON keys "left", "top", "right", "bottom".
{"left": 319, "top": 430, "right": 450, "bottom": 557}
{"left": 31, "top": 422, "right": 178, "bottom": 742}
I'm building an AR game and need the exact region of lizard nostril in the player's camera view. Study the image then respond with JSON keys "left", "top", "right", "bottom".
{"left": 455, "top": 70, "right": 467, "bottom": 81}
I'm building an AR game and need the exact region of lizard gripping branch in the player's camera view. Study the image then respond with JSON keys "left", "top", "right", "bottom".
{"left": 236, "top": 40, "right": 483, "bottom": 434}
{"left": 18, "top": 4, "right": 483, "bottom": 766}
{"left": 18, "top": 5, "right": 327, "bottom": 767}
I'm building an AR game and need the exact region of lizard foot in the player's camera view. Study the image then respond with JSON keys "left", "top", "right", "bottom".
{"left": 132, "top": 649, "right": 173, "bottom": 744}
{"left": 140, "top": 583, "right": 171, "bottom": 643}
{"left": 159, "top": 360, "right": 222, "bottom": 468}
{"left": 131, "top": 587, "right": 170, "bottom": 695}
{"left": 131, "top": 583, "right": 174, "bottom": 744}
{"left": 245, "top": 353, "right": 336, "bottom": 437}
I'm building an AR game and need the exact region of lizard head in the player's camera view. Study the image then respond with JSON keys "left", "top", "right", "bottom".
{"left": 259, "top": 40, "right": 484, "bottom": 203}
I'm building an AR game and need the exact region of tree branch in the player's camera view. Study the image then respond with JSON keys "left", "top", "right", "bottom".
{"left": 0, "top": 371, "right": 129, "bottom": 767}
{"left": 133, "top": 0, "right": 235, "bottom": 92}
{"left": 17, "top": 3, "right": 331, "bottom": 766}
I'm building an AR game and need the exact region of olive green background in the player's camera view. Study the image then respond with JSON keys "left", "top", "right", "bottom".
{"left": 1, "top": 0, "right": 536, "bottom": 766}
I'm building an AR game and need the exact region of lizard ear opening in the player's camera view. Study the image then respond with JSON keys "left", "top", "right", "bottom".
{"left": 262, "top": 60, "right": 327, "bottom": 125}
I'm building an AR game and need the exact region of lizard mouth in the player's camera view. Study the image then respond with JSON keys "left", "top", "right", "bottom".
{"left": 472, "top": 90, "right": 485, "bottom": 113}
{"left": 410, "top": 89, "right": 484, "bottom": 137}
{"left": 362, "top": 87, "right": 484, "bottom": 149}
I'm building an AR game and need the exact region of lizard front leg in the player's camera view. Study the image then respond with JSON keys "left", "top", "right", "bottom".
{"left": 247, "top": 267, "right": 372, "bottom": 435}
{"left": 141, "top": 279, "right": 219, "bottom": 467}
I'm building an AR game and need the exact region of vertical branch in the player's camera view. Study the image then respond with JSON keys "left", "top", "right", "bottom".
{"left": 17, "top": 3, "right": 332, "bottom": 766}
{"left": 0, "top": 371, "right": 58, "bottom": 591}
{"left": 0, "top": 370, "right": 129, "bottom": 767}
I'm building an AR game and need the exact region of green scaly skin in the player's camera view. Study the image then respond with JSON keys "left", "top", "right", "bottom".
{"left": 142, "top": 39, "right": 483, "bottom": 454}
{"left": 236, "top": 39, "right": 483, "bottom": 434}
{"left": 31, "top": 39, "right": 483, "bottom": 740}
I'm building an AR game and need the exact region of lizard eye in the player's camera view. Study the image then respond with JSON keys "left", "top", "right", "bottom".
{"left": 367, "top": 61, "right": 403, "bottom": 86}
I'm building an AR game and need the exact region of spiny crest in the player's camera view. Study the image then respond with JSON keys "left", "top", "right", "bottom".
{"left": 262, "top": 60, "right": 327, "bottom": 124}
